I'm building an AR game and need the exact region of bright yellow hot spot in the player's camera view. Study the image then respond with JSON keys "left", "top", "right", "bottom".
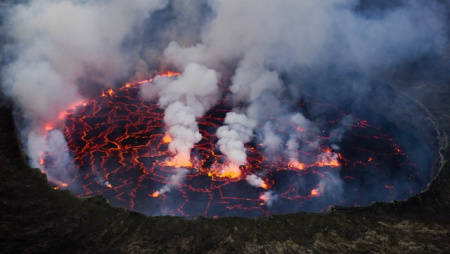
{"left": 217, "top": 164, "right": 241, "bottom": 179}
{"left": 165, "top": 159, "right": 192, "bottom": 168}
{"left": 289, "top": 159, "right": 306, "bottom": 170}
{"left": 163, "top": 134, "right": 173, "bottom": 144}
{"left": 45, "top": 124, "right": 54, "bottom": 131}
{"left": 310, "top": 188, "right": 321, "bottom": 197}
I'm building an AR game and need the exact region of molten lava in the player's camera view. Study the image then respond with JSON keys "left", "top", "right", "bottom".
{"left": 44, "top": 124, "right": 54, "bottom": 131}
{"left": 40, "top": 71, "right": 422, "bottom": 218}
{"left": 310, "top": 188, "right": 321, "bottom": 197}
{"left": 212, "top": 163, "right": 242, "bottom": 179}
{"left": 162, "top": 134, "right": 173, "bottom": 144}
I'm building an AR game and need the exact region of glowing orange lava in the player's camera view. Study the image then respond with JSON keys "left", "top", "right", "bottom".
{"left": 162, "top": 134, "right": 173, "bottom": 144}
{"left": 289, "top": 159, "right": 307, "bottom": 171}
{"left": 165, "top": 158, "right": 193, "bottom": 168}
{"left": 315, "top": 149, "right": 340, "bottom": 168}
{"left": 259, "top": 194, "right": 268, "bottom": 202}
{"left": 44, "top": 124, "right": 53, "bottom": 131}
{"left": 310, "top": 188, "right": 321, "bottom": 197}
{"left": 164, "top": 71, "right": 181, "bottom": 77}
{"left": 211, "top": 164, "right": 242, "bottom": 179}
{"left": 38, "top": 70, "right": 419, "bottom": 218}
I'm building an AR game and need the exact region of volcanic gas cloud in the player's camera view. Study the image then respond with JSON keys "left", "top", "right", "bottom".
{"left": 1, "top": 0, "right": 447, "bottom": 217}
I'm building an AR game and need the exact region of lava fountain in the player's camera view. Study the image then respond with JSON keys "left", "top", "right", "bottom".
{"left": 40, "top": 72, "right": 433, "bottom": 218}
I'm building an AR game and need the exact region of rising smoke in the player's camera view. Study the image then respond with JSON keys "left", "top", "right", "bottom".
{"left": 141, "top": 62, "right": 219, "bottom": 168}
{"left": 1, "top": 0, "right": 448, "bottom": 213}
{"left": 1, "top": 0, "right": 169, "bottom": 181}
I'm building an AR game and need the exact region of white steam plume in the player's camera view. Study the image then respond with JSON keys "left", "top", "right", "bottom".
{"left": 1, "top": 0, "right": 168, "bottom": 183}
{"left": 286, "top": 113, "right": 318, "bottom": 168}
{"left": 153, "top": 168, "right": 189, "bottom": 197}
{"left": 246, "top": 174, "right": 267, "bottom": 189}
{"left": 261, "top": 122, "right": 283, "bottom": 155}
{"left": 140, "top": 63, "right": 219, "bottom": 167}
{"left": 215, "top": 112, "right": 256, "bottom": 177}
{"left": 214, "top": 54, "right": 283, "bottom": 177}
{"left": 35, "top": 129, "right": 73, "bottom": 183}
{"left": 199, "top": 0, "right": 447, "bottom": 70}
{"left": 259, "top": 190, "right": 278, "bottom": 207}
{"left": 2, "top": 0, "right": 448, "bottom": 201}
{"left": 329, "top": 115, "right": 354, "bottom": 150}
{"left": 163, "top": 0, "right": 448, "bottom": 183}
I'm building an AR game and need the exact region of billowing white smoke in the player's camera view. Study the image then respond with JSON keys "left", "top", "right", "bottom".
{"left": 1, "top": 0, "right": 168, "bottom": 183}
{"left": 32, "top": 129, "right": 73, "bottom": 183}
{"left": 190, "top": 0, "right": 446, "bottom": 69}
{"left": 215, "top": 112, "right": 256, "bottom": 177}
{"left": 329, "top": 115, "right": 354, "bottom": 150}
{"left": 316, "top": 169, "right": 344, "bottom": 203}
{"left": 213, "top": 54, "right": 283, "bottom": 176}
{"left": 140, "top": 63, "right": 219, "bottom": 167}
{"left": 285, "top": 113, "right": 317, "bottom": 168}
{"left": 261, "top": 122, "right": 283, "bottom": 155}
{"left": 246, "top": 174, "right": 267, "bottom": 189}
{"left": 153, "top": 168, "right": 189, "bottom": 197}
{"left": 259, "top": 191, "right": 278, "bottom": 207}
{"left": 163, "top": 0, "right": 448, "bottom": 186}
{"left": 2, "top": 0, "right": 448, "bottom": 201}
{"left": 218, "top": 54, "right": 284, "bottom": 171}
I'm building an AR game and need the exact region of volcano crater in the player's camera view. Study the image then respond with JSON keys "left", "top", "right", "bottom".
{"left": 42, "top": 73, "right": 441, "bottom": 218}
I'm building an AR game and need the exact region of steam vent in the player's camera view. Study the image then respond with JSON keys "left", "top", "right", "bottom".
{"left": 2, "top": 0, "right": 450, "bottom": 253}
